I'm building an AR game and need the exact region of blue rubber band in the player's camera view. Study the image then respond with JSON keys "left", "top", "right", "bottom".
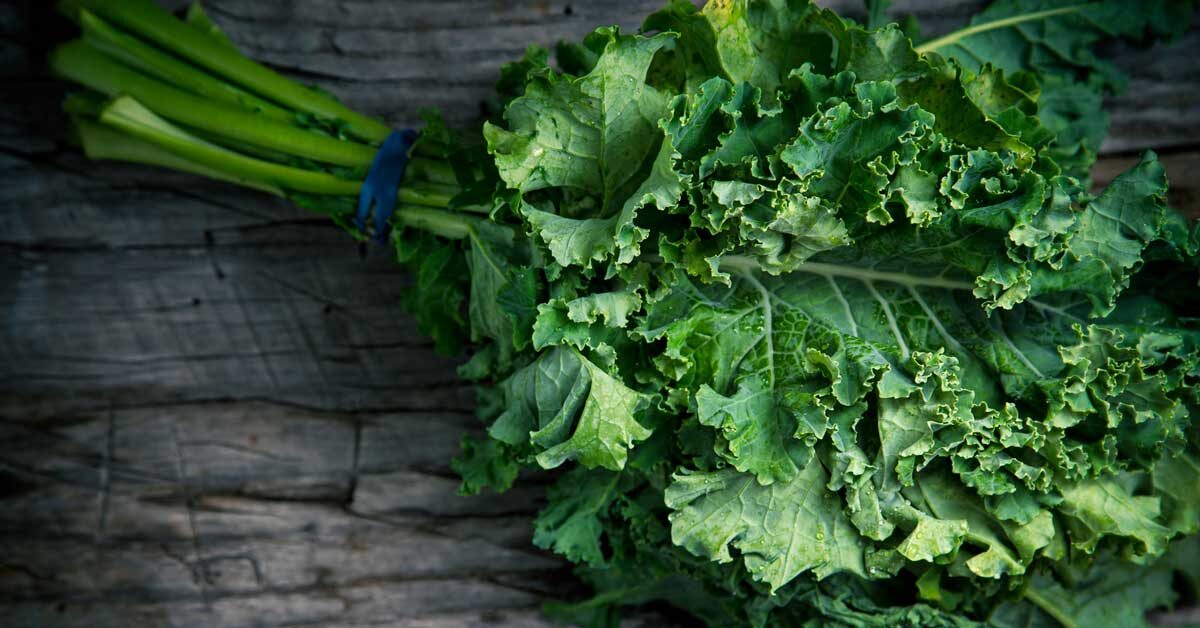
{"left": 356, "top": 128, "right": 419, "bottom": 243}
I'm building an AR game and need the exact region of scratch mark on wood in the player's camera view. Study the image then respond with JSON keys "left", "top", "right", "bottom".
{"left": 348, "top": 419, "right": 363, "bottom": 506}
{"left": 169, "top": 421, "right": 210, "bottom": 607}
{"left": 95, "top": 406, "right": 114, "bottom": 544}
{"left": 256, "top": 268, "right": 354, "bottom": 320}
{"left": 177, "top": 439, "right": 292, "bottom": 463}
{"left": 233, "top": 282, "right": 282, "bottom": 392}
{"left": 153, "top": 278, "right": 205, "bottom": 388}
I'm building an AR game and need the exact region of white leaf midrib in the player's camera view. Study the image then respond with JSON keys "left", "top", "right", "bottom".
{"left": 720, "top": 255, "right": 976, "bottom": 292}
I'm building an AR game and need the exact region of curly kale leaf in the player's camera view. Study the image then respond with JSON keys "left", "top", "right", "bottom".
{"left": 457, "top": 1, "right": 1200, "bottom": 626}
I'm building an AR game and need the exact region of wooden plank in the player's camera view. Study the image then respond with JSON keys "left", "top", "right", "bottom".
{"left": 1, "top": 1, "right": 1197, "bottom": 627}
{"left": 0, "top": 397, "right": 572, "bottom": 626}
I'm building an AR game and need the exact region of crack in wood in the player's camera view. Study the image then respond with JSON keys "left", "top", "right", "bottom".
{"left": 347, "top": 420, "right": 363, "bottom": 507}
{"left": 168, "top": 422, "right": 211, "bottom": 606}
{"left": 255, "top": 268, "right": 353, "bottom": 321}
{"left": 94, "top": 406, "right": 114, "bottom": 544}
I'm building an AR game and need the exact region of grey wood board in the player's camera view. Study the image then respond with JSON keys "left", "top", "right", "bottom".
{"left": 1, "top": 1, "right": 1198, "bottom": 627}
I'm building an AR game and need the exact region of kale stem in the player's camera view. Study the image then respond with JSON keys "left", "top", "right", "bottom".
{"left": 51, "top": 41, "right": 378, "bottom": 168}
{"left": 1021, "top": 587, "right": 1079, "bottom": 628}
{"left": 98, "top": 95, "right": 363, "bottom": 194}
{"left": 915, "top": 4, "right": 1095, "bottom": 54}
{"left": 76, "top": 109, "right": 477, "bottom": 241}
{"left": 399, "top": 186, "right": 457, "bottom": 210}
{"left": 69, "top": 115, "right": 286, "bottom": 196}
{"left": 392, "top": 206, "right": 477, "bottom": 240}
{"left": 183, "top": 3, "right": 237, "bottom": 49}
{"left": 407, "top": 159, "right": 458, "bottom": 186}
{"left": 398, "top": 186, "right": 491, "bottom": 214}
{"left": 78, "top": 98, "right": 483, "bottom": 235}
{"left": 66, "top": 0, "right": 392, "bottom": 143}
{"left": 76, "top": 9, "right": 292, "bottom": 121}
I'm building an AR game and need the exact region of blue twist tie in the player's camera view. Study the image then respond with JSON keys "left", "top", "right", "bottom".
{"left": 356, "top": 128, "right": 419, "bottom": 243}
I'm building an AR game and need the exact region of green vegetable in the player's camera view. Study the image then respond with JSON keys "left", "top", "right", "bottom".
{"left": 51, "top": 0, "right": 1199, "bottom": 626}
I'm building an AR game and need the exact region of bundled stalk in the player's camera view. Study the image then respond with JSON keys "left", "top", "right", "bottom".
{"left": 52, "top": 1, "right": 1200, "bottom": 627}
{"left": 53, "top": 0, "right": 485, "bottom": 242}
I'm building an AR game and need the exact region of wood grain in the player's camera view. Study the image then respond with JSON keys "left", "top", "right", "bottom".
{"left": 1, "top": 1, "right": 1197, "bottom": 626}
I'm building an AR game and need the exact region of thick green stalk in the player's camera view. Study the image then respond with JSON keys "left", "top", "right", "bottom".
{"left": 70, "top": 115, "right": 286, "bottom": 196}
{"left": 178, "top": 124, "right": 469, "bottom": 205}
{"left": 398, "top": 186, "right": 458, "bottom": 210}
{"left": 98, "top": 95, "right": 362, "bottom": 195}
{"left": 407, "top": 159, "right": 459, "bottom": 187}
{"left": 77, "top": 9, "right": 292, "bottom": 122}
{"left": 62, "top": 90, "right": 108, "bottom": 117}
{"left": 51, "top": 41, "right": 377, "bottom": 167}
{"left": 180, "top": 123, "right": 361, "bottom": 170}
{"left": 176, "top": 121, "right": 485, "bottom": 212}
{"left": 85, "top": 97, "right": 485, "bottom": 233}
{"left": 393, "top": 206, "right": 476, "bottom": 240}
{"left": 68, "top": 0, "right": 392, "bottom": 143}
{"left": 184, "top": 3, "right": 237, "bottom": 50}
{"left": 77, "top": 112, "right": 477, "bottom": 240}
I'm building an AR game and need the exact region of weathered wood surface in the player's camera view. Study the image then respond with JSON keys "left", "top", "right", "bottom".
{"left": 1, "top": 1, "right": 1197, "bottom": 626}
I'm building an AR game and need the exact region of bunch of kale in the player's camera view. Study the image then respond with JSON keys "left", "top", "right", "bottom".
{"left": 430, "top": 1, "right": 1200, "bottom": 625}
{"left": 54, "top": 0, "right": 1200, "bottom": 625}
